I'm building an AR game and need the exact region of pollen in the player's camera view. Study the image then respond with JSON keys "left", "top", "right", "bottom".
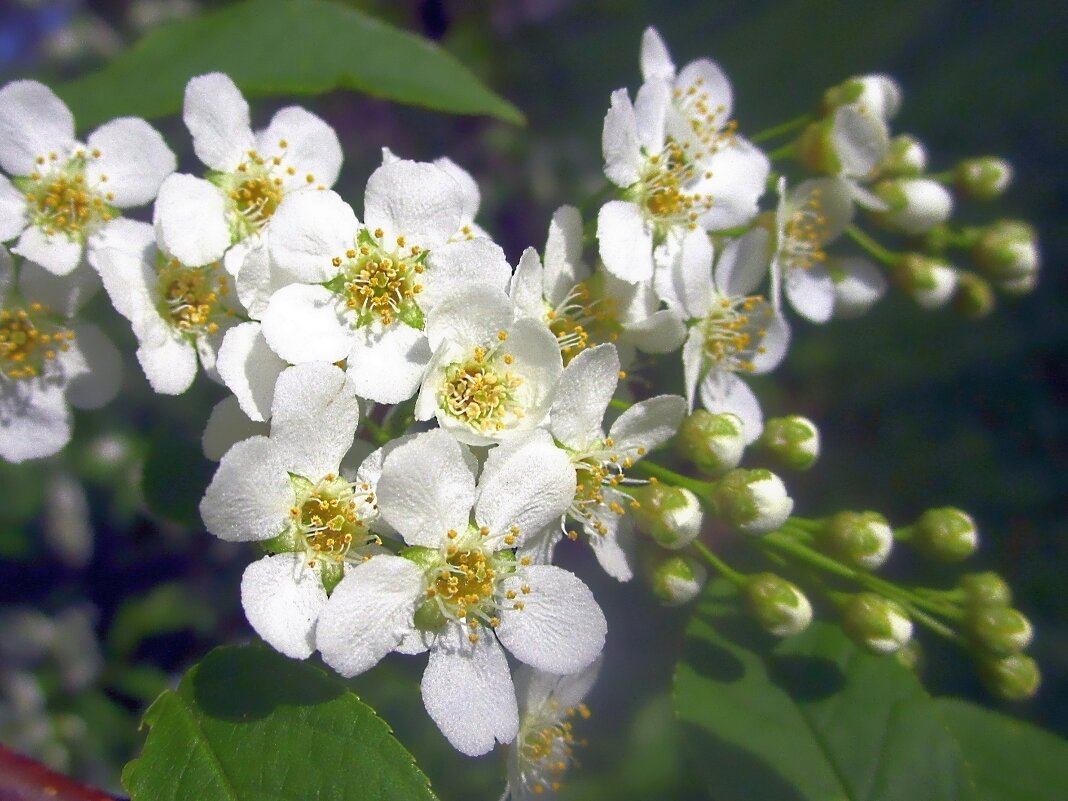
{"left": 440, "top": 352, "right": 524, "bottom": 433}
{"left": 23, "top": 153, "right": 113, "bottom": 240}
{"left": 0, "top": 303, "right": 75, "bottom": 380}
{"left": 782, "top": 187, "right": 830, "bottom": 271}
{"left": 546, "top": 281, "right": 619, "bottom": 363}
{"left": 291, "top": 473, "right": 377, "bottom": 565}
{"left": 700, "top": 292, "right": 771, "bottom": 373}
{"left": 157, "top": 257, "right": 236, "bottom": 337}
{"left": 337, "top": 231, "right": 427, "bottom": 327}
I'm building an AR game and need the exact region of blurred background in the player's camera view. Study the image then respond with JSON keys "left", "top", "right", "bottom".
{"left": 0, "top": 1, "right": 1064, "bottom": 798}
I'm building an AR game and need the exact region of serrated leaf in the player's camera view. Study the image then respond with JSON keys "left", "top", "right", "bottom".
{"left": 674, "top": 581, "right": 977, "bottom": 801}
{"left": 53, "top": 0, "right": 523, "bottom": 131}
{"left": 935, "top": 698, "right": 1068, "bottom": 801}
{"left": 122, "top": 644, "right": 438, "bottom": 801}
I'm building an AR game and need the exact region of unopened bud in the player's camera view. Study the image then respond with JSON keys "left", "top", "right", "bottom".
{"left": 715, "top": 468, "right": 793, "bottom": 536}
{"left": 972, "top": 220, "right": 1039, "bottom": 295}
{"left": 823, "top": 74, "right": 902, "bottom": 121}
{"left": 633, "top": 484, "right": 703, "bottom": 550}
{"left": 979, "top": 653, "right": 1040, "bottom": 701}
{"left": 952, "top": 272, "right": 995, "bottom": 319}
{"left": 894, "top": 639, "right": 925, "bottom": 674}
{"left": 970, "top": 607, "right": 1033, "bottom": 656}
{"left": 881, "top": 134, "right": 927, "bottom": 177}
{"left": 677, "top": 410, "right": 747, "bottom": 476}
{"left": 911, "top": 507, "right": 978, "bottom": 562}
{"left": 760, "top": 415, "right": 820, "bottom": 471}
{"left": 796, "top": 105, "right": 889, "bottom": 179}
{"left": 955, "top": 157, "right": 1013, "bottom": 201}
{"left": 842, "top": 593, "right": 913, "bottom": 654}
{"left": 871, "top": 177, "right": 953, "bottom": 235}
{"left": 817, "top": 511, "right": 894, "bottom": 570}
{"left": 893, "top": 253, "right": 958, "bottom": 309}
{"left": 652, "top": 555, "right": 707, "bottom": 606}
{"left": 743, "top": 572, "right": 812, "bottom": 636}
{"left": 959, "top": 571, "right": 1012, "bottom": 609}
{"left": 828, "top": 256, "right": 888, "bottom": 319}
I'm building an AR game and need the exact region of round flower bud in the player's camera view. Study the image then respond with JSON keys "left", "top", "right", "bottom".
{"left": 817, "top": 511, "right": 894, "bottom": 570}
{"left": 881, "top": 134, "right": 927, "bottom": 177}
{"left": 822, "top": 74, "right": 902, "bottom": 121}
{"left": 871, "top": 177, "right": 954, "bottom": 235}
{"left": 955, "top": 157, "right": 1013, "bottom": 201}
{"left": 743, "top": 573, "right": 813, "bottom": 636}
{"left": 842, "top": 593, "right": 913, "bottom": 655}
{"left": 959, "top": 571, "right": 1012, "bottom": 609}
{"left": 633, "top": 483, "right": 703, "bottom": 550}
{"left": 911, "top": 507, "right": 978, "bottom": 562}
{"left": 715, "top": 468, "right": 794, "bottom": 536}
{"left": 894, "top": 639, "right": 925, "bottom": 674}
{"left": 969, "top": 607, "right": 1033, "bottom": 656}
{"left": 677, "top": 410, "right": 747, "bottom": 476}
{"left": 760, "top": 416, "right": 820, "bottom": 471}
{"left": 971, "top": 220, "right": 1039, "bottom": 295}
{"left": 952, "top": 272, "right": 995, "bottom": 319}
{"left": 652, "top": 555, "right": 707, "bottom": 606}
{"left": 893, "top": 253, "right": 958, "bottom": 310}
{"left": 829, "top": 256, "right": 888, "bottom": 319}
{"left": 979, "top": 653, "right": 1041, "bottom": 701}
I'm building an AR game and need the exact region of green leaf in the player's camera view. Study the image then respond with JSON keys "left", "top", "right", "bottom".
{"left": 107, "top": 582, "right": 216, "bottom": 660}
{"left": 141, "top": 427, "right": 214, "bottom": 527}
{"left": 122, "top": 644, "right": 438, "bottom": 801}
{"left": 935, "top": 699, "right": 1068, "bottom": 801}
{"left": 674, "top": 581, "right": 976, "bottom": 801}
{"left": 53, "top": 0, "right": 522, "bottom": 131}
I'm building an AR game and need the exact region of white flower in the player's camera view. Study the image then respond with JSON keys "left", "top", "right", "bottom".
{"left": 416, "top": 285, "right": 562, "bottom": 446}
{"left": 316, "top": 429, "right": 605, "bottom": 757}
{"left": 92, "top": 219, "right": 246, "bottom": 395}
{"left": 0, "top": 247, "right": 120, "bottom": 463}
{"left": 529, "top": 343, "right": 685, "bottom": 581}
{"left": 502, "top": 661, "right": 601, "bottom": 801}
{"left": 382, "top": 147, "right": 491, "bottom": 241}
{"left": 828, "top": 256, "right": 887, "bottom": 318}
{"left": 658, "top": 227, "right": 788, "bottom": 442}
{"left": 772, "top": 177, "right": 855, "bottom": 323}
{"left": 199, "top": 362, "right": 378, "bottom": 659}
{"left": 153, "top": 73, "right": 342, "bottom": 277}
{"left": 260, "top": 159, "right": 511, "bottom": 404}
{"left": 0, "top": 80, "right": 175, "bottom": 275}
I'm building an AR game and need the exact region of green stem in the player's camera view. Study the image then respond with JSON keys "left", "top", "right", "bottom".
{"left": 609, "top": 398, "right": 632, "bottom": 412}
{"left": 632, "top": 460, "right": 714, "bottom": 497}
{"left": 691, "top": 540, "right": 746, "bottom": 585}
{"left": 750, "top": 114, "right": 813, "bottom": 145}
{"left": 768, "top": 142, "right": 797, "bottom": 161}
{"left": 845, "top": 224, "right": 899, "bottom": 266}
{"left": 362, "top": 416, "right": 391, "bottom": 447}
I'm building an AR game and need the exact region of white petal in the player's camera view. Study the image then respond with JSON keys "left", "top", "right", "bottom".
{"left": 633, "top": 79, "right": 669, "bottom": 152}
{"left": 0, "top": 174, "right": 27, "bottom": 242}
{"left": 200, "top": 436, "right": 292, "bottom": 542}
{"left": 425, "top": 284, "right": 513, "bottom": 351}
{"left": 21, "top": 258, "right": 100, "bottom": 318}
{"left": 602, "top": 89, "right": 642, "bottom": 187}
{"left": 518, "top": 657, "right": 602, "bottom": 714}
{"left": 317, "top": 555, "right": 425, "bottom": 676}
{"left": 675, "top": 58, "right": 733, "bottom": 122}
{"left": 14, "top": 226, "right": 83, "bottom": 276}
{"left": 0, "top": 381, "right": 71, "bottom": 462}
{"left": 0, "top": 246, "right": 12, "bottom": 304}
{"left": 699, "top": 371, "right": 763, "bottom": 443}
{"left": 696, "top": 141, "right": 770, "bottom": 230}
{"left": 597, "top": 200, "right": 654, "bottom": 283}
{"left": 509, "top": 246, "right": 544, "bottom": 318}
{"left": 498, "top": 317, "right": 563, "bottom": 427}
{"left": 475, "top": 431, "right": 576, "bottom": 541}
{"left": 832, "top": 256, "right": 887, "bottom": 319}
{"left": 0, "top": 81, "right": 74, "bottom": 176}
{"left": 153, "top": 174, "right": 230, "bottom": 266}
{"left": 624, "top": 308, "right": 687, "bottom": 354}
{"left": 202, "top": 397, "right": 267, "bottom": 461}
{"left": 422, "top": 237, "right": 511, "bottom": 313}
{"left": 363, "top": 160, "right": 463, "bottom": 249}
{"left": 344, "top": 323, "right": 430, "bottom": 404}
{"left": 640, "top": 27, "right": 675, "bottom": 81}
{"left": 715, "top": 227, "right": 771, "bottom": 298}
{"left": 86, "top": 218, "right": 155, "bottom": 323}
{"left": 588, "top": 515, "right": 637, "bottom": 581}
{"left": 85, "top": 118, "right": 176, "bottom": 207}
{"left": 542, "top": 205, "right": 587, "bottom": 302}
{"left": 268, "top": 190, "right": 358, "bottom": 283}
{"left": 241, "top": 554, "right": 326, "bottom": 660}
{"left": 270, "top": 362, "right": 359, "bottom": 478}
{"left": 681, "top": 326, "right": 705, "bottom": 411}
{"left": 832, "top": 105, "right": 888, "bottom": 180}
{"left": 261, "top": 283, "right": 352, "bottom": 363}
{"left": 609, "top": 394, "right": 686, "bottom": 455}
{"left": 497, "top": 565, "right": 606, "bottom": 674}
{"left": 65, "top": 323, "right": 121, "bottom": 409}
{"left": 183, "top": 73, "right": 254, "bottom": 172}
{"left": 233, "top": 238, "right": 289, "bottom": 319}
{"left": 751, "top": 309, "right": 790, "bottom": 373}
{"left": 136, "top": 336, "right": 198, "bottom": 395}
{"left": 550, "top": 344, "right": 617, "bottom": 448}
{"left": 421, "top": 626, "right": 518, "bottom": 756}
{"left": 659, "top": 227, "right": 713, "bottom": 318}
{"left": 256, "top": 106, "right": 342, "bottom": 190}
{"left": 788, "top": 177, "right": 854, "bottom": 244}
{"left": 217, "top": 322, "right": 285, "bottom": 422}
{"left": 785, "top": 265, "right": 835, "bottom": 323}
{"left": 433, "top": 156, "right": 480, "bottom": 225}
{"left": 377, "top": 429, "right": 477, "bottom": 547}
{"left": 518, "top": 524, "right": 563, "bottom": 567}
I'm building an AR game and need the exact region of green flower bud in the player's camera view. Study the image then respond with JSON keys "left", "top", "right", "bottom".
{"left": 952, "top": 272, "right": 995, "bottom": 319}
{"left": 715, "top": 468, "right": 793, "bottom": 536}
{"left": 893, "top": 253, "right": 958, "bottom": 310}
{"left": 970, "top": 607, "right": 1033, "bottom": 656}
{"left": 955, "top": 157, "right": 1013, "bottom": 201}
{"left": 894, "top": 639, "right": 925, "bottom": 674}
{"left": 979, "top": 653, "right": 1041, "bottom": 701}
{"left": 652, "top": 555, "right": 707, "bottom": 606}
{"left": 795, "top": 119, "right": 839, "bottom": 175}
{"left": 760, "top": 415, "right": 820, "bottom": 471}
{"left": 959, "top": 571, "right": 1012, "bottom": 609}
{"left": 822, "top": 74, "right": 902, "bottom": 121}
{"left": 871, "top": 177, "right": 953, "bottom": 235}
{"left": 881, "top": 134, "right": 927, "bottom": 177}
{"left": 633, "top": 483, "right": 703, "bottom": 550}
{"left": 743, "top": 572, "right": 813, "bottom": 636}
{"left": 677, "top": 410, "right": 747, "bottom": 476}
{"left": 911, "top": 507, "right": 978, "bottom": 562}
{"left": 971, "top": 220, "right": 1039, "bottom": 295}
{"left": 817, "top": 511, "right": 894, "bottom": 570}
{"left": 842, "top": 593, "right": 913, "bottom": 654}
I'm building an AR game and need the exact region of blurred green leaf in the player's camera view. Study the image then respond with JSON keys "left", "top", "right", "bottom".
{"left": 53, "top": 0, "right": 523, "bottom": 130}
{"left": 141, "top": 428, "right": 213, "bottom": 527}
{"left": 935, "top": 698, "right": 1068, "bottom": 801}
{"left": 122, "top": 644, "right": 437, "bottom": 801}
{"left": 0, "top": 525, "right": 31, "bottom": 558}
{"left": 674, "top": 581, "right": 977, "bottom": 801}
{"left": 107, "top": 582, "right": 215, "bottom": 660}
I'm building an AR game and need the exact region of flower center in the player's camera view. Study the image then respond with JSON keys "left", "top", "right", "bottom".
{"left": 566, "top": 438, "right": 644, "bottom": 539}
{"left": 545, "top": 282, "right": 619, "bottom": 363}
{"left": 701, "top": 294, "right": 771, "bottom": 372}
{"left": 782, "top": 188, "right": 829, "bottom": 271}
{"left": 672, "top": 78, "right": 739, "bottom": 157}
{"left": 21, "top": 151, "right": 114, "bottom": 240}
{"left": 0, "top": 303, "right": 74, "bottom": 380}
{"left": 288, "top": 473, "right": 377, "bottom": 567}
{"left": 220, "top": 142, "right": 318, "bottom": 239}
{"left": 633, "top": 137, "right": 715, "bottom": 237}
{"left": 517, "top": 701, "right": 591, "bottom": 796}
{"left": 157, "top": 256, "right": 236, "bottom": 337}
{"left": 440, "top": 338, "right": 524, "bottom": 433}
{"left": 330, "top": 229, "right": 426, "bottom": 328}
